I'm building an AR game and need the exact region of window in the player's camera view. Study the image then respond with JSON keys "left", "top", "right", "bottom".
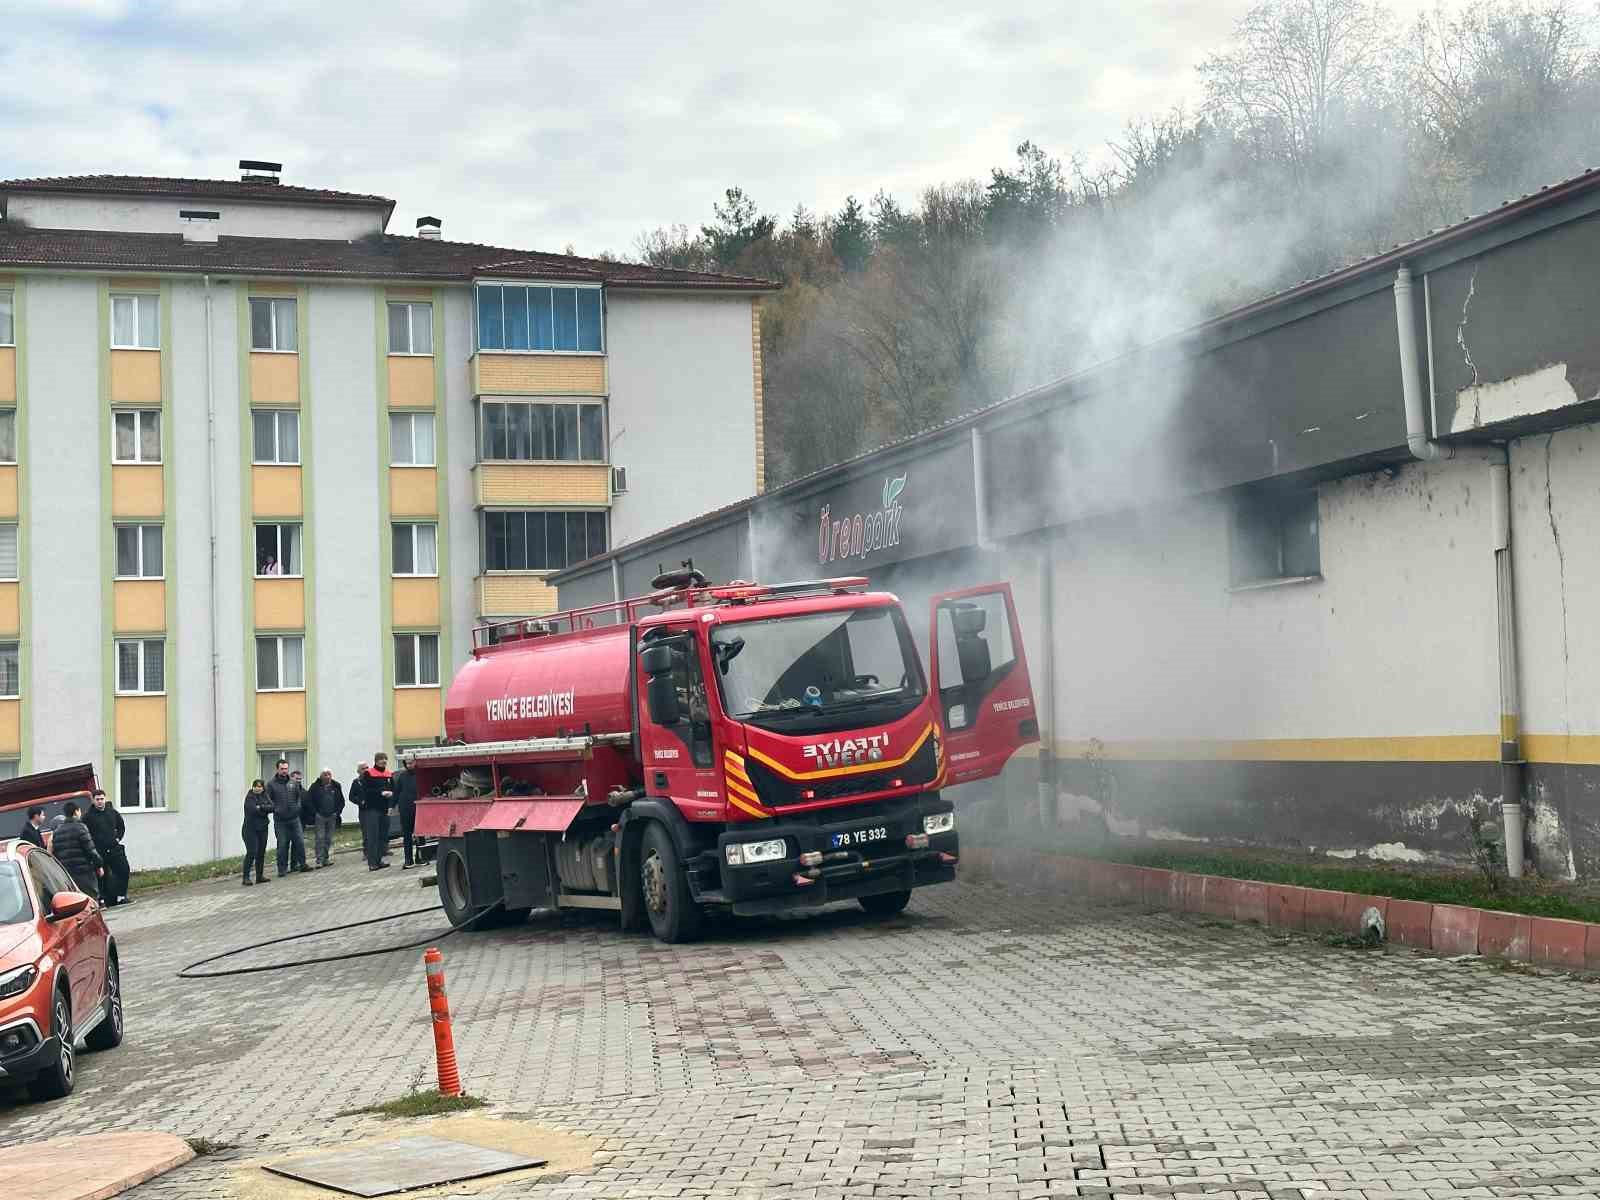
{"left": 113, "top": 410, "right": 162, "bottom": 463}
{"left": 249, "top": 297, "right": 298, "bottom": 352}
{"left": 1230, "top": 489, "right": 1321, "bottom": 587}
{"left": 0, "top": 760, "right": 17, "bottom": 783}
{"left": 0, "top": 410, "right": 15, "bottom": 464}
{"left": 388, "top": 302, "right": 434, "bottom": 355}
{"left": 482, "top": 510, "right": 606, "bottom": 572}
{"left": 476, "top": 284, "right": 603, "bottom": 352}
{"left": 393, "top": 523, "right": 439, "bottom": 576}
{"left": 115, "top": 524, "right": 163, "bottom": 579}
{"left": 110, "top": 294, "right": 159, "bottom": 349}
{"left": 255, "top": 523, "right": 302, "bottom": 576}
{"left": 0, "top": 642, "right": 16, "bottom": 698}
{"left": 390, "top": 412, "right": 436, "bottom": 466}
{"left": 0, "top": 525, "right": 16, "bottom": 581}
{"left": 479, "top": 401, "right": 605, "bottom": 462}
{"left": 259, "top": 749, "right": 306, "bottom": 782}
{"left": 0, "top": 292, "right": 12, "bottom": 347}
{"left": 116, "top": 638, "right": 165, "bottom": 695}
{"left": 252, "top": 410, "right": 300, "bottom": 464}
{"left": 395, "top": 633, "right": 440, "bottom": 687}
{"left": 256, "top": 635, "right": 305, "bottom": 691}
{"left": 117, "top": 755, "right": 166, "bottom": 811}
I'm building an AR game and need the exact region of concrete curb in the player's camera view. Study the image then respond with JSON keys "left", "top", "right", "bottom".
{"left": 0, "top": 1131, "right": 194, "bottom": 1200}
{"left": 963, "top": 846, "right": 1600, "bottom": 971}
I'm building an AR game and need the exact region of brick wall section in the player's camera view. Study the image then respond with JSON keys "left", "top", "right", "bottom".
{"left": 965, "top": 845, "right": 1600, "bottom": 973}
{"left": 752, "top": 298, "right": 765, "bottom": 493}
{"left": 477, "top": 353, "right": 605, "bottom": 395}
{"left": 475, "top": 463, "right": 609, "bottom": 506}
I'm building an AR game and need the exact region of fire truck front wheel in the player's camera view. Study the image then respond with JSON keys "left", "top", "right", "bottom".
{"left": 640, "top": 823, "right": 705, "bottom": 944}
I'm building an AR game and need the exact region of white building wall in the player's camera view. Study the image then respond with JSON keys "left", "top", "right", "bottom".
{"left": 307, "top": 285, "right": 384, "bottom": 775}
{"left": 605, "top": 293, "right": 757, "bottom": 546}
{"left": 443, "top": 289, "right": 478, "bottom": 681}
{"left": 24, "top": 278, "right": 104, "bottom": 788}
{"left": 7, "top": 194, "right": 384, "bottom": 241}
{"left": 1043, "top": 456, "right": 1501, "bottom": 747}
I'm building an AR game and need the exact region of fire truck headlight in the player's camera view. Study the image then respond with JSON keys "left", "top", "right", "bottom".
{"left": 923, "top": 812, "right": 955, "bottom": 836}
{"left": 724, "top": 838, "right": 787, "bottom": 867}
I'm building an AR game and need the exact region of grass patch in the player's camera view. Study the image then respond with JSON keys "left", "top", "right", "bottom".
{"left": 337, "top": 1090, "right": 487, "bottom": 1120}
{"left": 127, "top": 821, "right": 374, "bottom": 895}
{"left": 184, "top": 1137, "right": 235, "bottom": 1157}
{"left": 984, "top": 832, "right": 1600, "bottom": 924}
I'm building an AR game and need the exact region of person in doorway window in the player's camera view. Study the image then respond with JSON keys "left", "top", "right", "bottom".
{"left": 84, "top": 789, "right": 131, "bottom": 905}
{"left": 50, "top": 802, "right": 103, "bottom": 900}
{"left": 266, "top": 758, "right": 309, "bottom": 877}
{"left": 307, "top": 769, "right": 344, "bottom": 867}
{"left": 261, "top": 554, "right": 282, "bottom": 576}
{"left": 241, "top": 779, "right": 272, "bottom": 886}
{"left": 18, "top": 806, "right": 46, "bottom": 849}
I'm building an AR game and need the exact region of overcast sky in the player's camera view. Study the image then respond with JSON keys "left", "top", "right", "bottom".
{"left": 3, "top": 0, "right": 1442, "bottom": 257}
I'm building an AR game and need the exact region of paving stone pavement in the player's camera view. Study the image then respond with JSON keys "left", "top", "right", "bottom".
{"left": 5, "top": 849, "right": 1600, "bottom": 1198}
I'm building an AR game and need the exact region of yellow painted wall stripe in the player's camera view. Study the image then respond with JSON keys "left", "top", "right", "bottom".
{"left": 1048, "top": 734, "right": 1600, "bottom": 764}
{"left": 748, "top": 723, "right": 934, "bottom": 781}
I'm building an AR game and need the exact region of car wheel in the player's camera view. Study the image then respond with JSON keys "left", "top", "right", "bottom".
{"left": 858, "top": 889, "right": 912, "bottom": 917}
{"left": 86, "top": 954, "right": 124, "bottom": 1051}
{"left": 640, "top": 823, "right": 704, "bottom": 944}
{"left": 26, "top": 986, "right": 75, "bottom": 1101}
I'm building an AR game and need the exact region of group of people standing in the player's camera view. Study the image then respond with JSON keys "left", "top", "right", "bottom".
{"left": 240, "top": 753, "right": 422, "bottom": 885}
{"left": 17, "top": 789, "right": 133, "bottom": 905}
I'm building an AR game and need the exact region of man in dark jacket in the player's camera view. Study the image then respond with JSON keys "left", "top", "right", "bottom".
{"left": 357, "top": 757, "right": 395, "bottom": 871}
{"left": 83, "top": 789, "right": 131, "bottom": 905}
{"left": 17, "top": 806, "right": 46, "bottom": 849}
{"left": 241, "top": 779, "right": 272, "bottom": 886}
{"left": 394, "top": 760, "right": 420, "bottom": 869}
{"left": 307, "top": 770, "right": 344, "bottom": 868}
{"left": 266, "top": 760, "right": 309, "bottom": 877}
{"left": 50, "top": 802, "right": 103, "bottom": 899}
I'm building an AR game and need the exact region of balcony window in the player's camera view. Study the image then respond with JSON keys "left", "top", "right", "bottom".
{"left": 482, "top": 510, "right": 606, "bottom": 572}
{"left": 476, "top": 284, "right": 603, "bottom": 353}
{"left": 479, "top": 401, "right": 605, "bottom": 462}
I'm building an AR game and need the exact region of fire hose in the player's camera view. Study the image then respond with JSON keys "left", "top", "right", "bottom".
{"left": 175, "top": 898, "right": 506, "bottom": 979}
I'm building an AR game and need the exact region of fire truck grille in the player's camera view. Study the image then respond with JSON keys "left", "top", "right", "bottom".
{"left": 746, "top": 735, "right": 939, "bottom": 808}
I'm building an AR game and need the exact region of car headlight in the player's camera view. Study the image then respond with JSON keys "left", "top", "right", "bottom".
{"left": 923, "top": 811, "right": 955, "bottom": 836}
{"left": 724, "top": 838, "right": 787, "bottom": 866}
{"left": 0, "top": 964, "right": 38, "bottom": 1001}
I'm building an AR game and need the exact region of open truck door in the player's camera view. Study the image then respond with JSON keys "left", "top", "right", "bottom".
{"left": 930, "top": 583, "right": 1039, "bottom": 786}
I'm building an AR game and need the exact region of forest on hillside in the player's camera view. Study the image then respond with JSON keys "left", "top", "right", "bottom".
{"left": 619, "top": 0, "right": 1600, "bottom": 486}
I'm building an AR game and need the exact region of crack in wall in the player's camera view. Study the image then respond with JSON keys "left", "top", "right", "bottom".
{"left": 1544, "top": 435, "right": 1571, "bottom": 738}
{"left": 1457, "top": 266, "right": 1481, "bottom": 425}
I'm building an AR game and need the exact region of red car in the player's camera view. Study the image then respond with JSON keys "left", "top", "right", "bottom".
{"left": 0, "top": 838, "right": 123, "bottom": 1101}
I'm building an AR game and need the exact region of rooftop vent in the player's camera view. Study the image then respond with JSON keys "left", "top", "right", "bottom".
{"left": 416, "top": 215, "right": 442, "bottom": 240}
{"left": 239, "top": 159, "right": 282, "bottom": 184}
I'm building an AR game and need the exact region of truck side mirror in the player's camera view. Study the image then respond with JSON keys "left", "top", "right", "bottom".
{"left": 640, "top": 644, "right": 674, "bottom": 677}
{"left": 646, "top": 674, "right": 681, "bottom": 726}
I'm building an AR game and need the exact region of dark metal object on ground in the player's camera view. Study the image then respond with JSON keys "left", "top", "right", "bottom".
{"left": 264, "top": 1135, "right": 544, "bottom": 1197}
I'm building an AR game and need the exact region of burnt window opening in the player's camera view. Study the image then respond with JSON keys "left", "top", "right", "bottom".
{"left": 1229, "top": 488, "right": 1320, "bottom": 588}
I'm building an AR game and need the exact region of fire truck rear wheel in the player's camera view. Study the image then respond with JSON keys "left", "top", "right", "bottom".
{"left": 640, "top": 823, "right": 704, "bottom": 944}
{"left": 858, "top": 889, "right": 912, "bottom": 917}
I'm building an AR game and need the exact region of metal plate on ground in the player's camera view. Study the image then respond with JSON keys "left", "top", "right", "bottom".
{"left": 264, "top": 1135, "right": 546, "bottom": 1197}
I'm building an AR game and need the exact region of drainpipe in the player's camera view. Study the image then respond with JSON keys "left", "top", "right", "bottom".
{"left": 203, "top": 276, "right": 223, "bottom": 861}
{"left": 1395, "top": 265, "right": 1525, "bottom": 876}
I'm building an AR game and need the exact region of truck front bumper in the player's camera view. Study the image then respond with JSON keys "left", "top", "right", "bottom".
{"left": 717, "top": 793, "right": 957, "bottom": 916}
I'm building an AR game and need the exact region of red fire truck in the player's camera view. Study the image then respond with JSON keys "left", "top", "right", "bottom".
{"left": 411, "top": 571, "right": 1037, "bottom": 942}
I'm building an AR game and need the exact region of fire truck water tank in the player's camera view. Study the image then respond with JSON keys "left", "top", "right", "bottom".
{"left": 445, "top": 624, "right": 635, "bottom": 744}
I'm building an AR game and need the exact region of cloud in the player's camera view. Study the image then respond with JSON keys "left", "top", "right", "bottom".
{"left": 0, "top": 0, "right": 1456, "bottom": 255}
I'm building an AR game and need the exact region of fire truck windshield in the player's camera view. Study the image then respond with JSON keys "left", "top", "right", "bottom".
{"left": 710, "top": 605, "right": 926, "bottom": 727}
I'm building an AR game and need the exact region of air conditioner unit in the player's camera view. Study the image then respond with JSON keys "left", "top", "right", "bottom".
{"left": 611, "top": 466, "right": 628, "bottom": 495}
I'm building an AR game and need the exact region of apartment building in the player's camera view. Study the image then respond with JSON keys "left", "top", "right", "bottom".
{"left": 0, "top": 163, "right": 771, "bottom": 866}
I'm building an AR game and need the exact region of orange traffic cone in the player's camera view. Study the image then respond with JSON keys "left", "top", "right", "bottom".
{"left": 423, "top": 947, "right": 463, "bottom": 1097}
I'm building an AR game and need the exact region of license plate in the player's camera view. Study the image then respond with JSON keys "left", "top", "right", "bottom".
{"left": 831, "top": 826, "right": 889, "bottom": 849}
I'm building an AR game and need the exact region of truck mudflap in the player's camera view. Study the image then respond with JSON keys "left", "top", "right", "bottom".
{"left": 717, "top": 793, "right": 957, "bottom": 917}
